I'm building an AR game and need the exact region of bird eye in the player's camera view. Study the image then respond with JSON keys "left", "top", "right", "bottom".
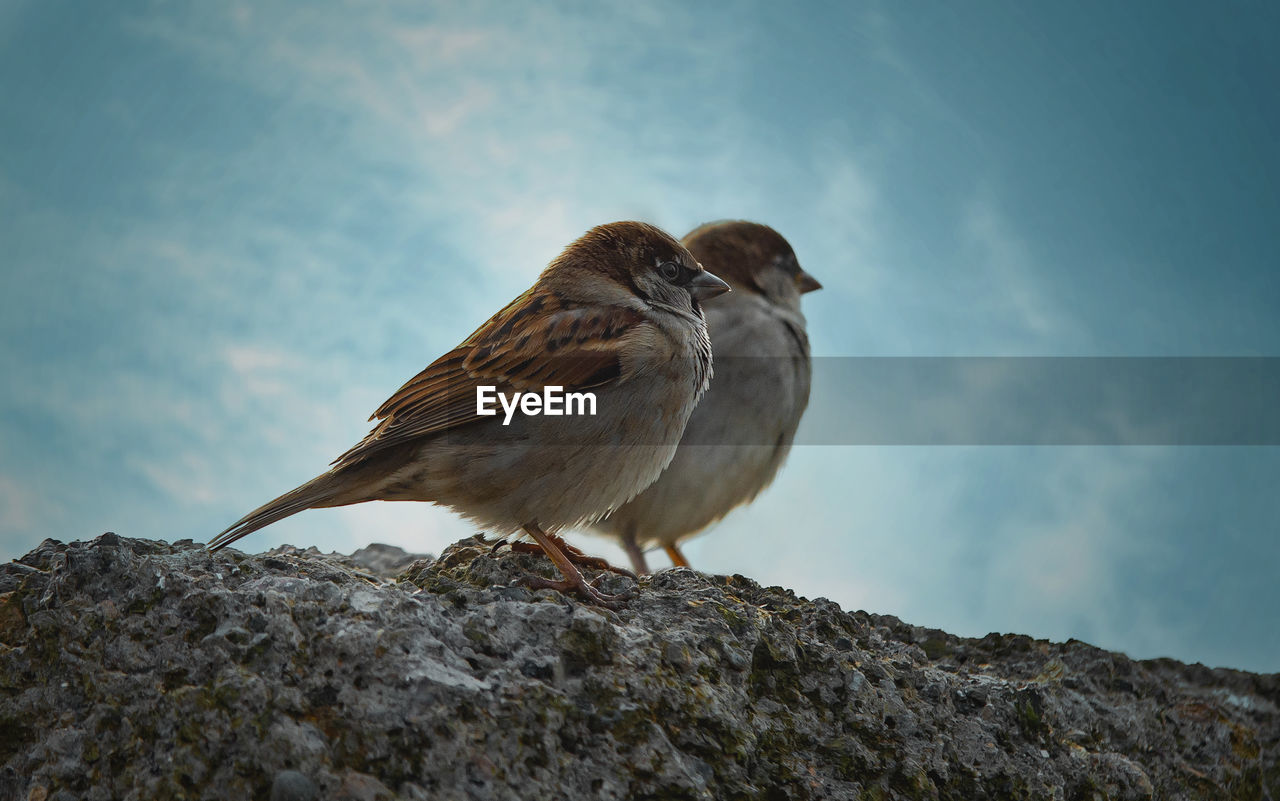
{"left": 659, "top": 261, "right": 681, "bottom": 282}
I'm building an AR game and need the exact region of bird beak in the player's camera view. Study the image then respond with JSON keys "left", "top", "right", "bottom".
{"left": 795, "top": 269, "right": 822, "bottom": 294}
{"left": 688, "top": 270, "right": 731, "bottom": 301}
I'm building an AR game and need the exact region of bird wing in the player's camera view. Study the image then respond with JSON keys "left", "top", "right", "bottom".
{"left": 332, "top": 286, "right": 645, "bottom": 469}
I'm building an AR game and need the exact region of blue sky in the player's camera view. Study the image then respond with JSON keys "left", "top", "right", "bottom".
{"left": 2, "top": 1, "right": 1277, "bottom": 671}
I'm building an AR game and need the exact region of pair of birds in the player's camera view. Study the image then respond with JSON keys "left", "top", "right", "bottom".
{"left": 209, "top": 220, "right": 820, "bottom": 606}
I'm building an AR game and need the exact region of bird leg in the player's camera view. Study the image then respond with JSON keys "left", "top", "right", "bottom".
{"left": 664, "top": 543, "right": 691, "bottom": 569}
{"left": 507, "top": 531, "right": 637, "bottom": 579}
{"left": 517, "top": 524, "right": 631, "bottom": 609}
{"left": 621, "top": 525, "right": 650, "bottom": 576}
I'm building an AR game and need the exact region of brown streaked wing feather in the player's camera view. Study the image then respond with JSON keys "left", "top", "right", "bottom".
{"left": 332, "top": 288, "right": 645, "bottom": 469}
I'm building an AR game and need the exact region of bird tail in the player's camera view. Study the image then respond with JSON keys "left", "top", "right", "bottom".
{"left": 207, "top": 470, "right": 351, "bottom": 552}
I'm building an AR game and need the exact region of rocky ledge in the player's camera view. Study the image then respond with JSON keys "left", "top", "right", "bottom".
{"left": 0, "top": 534, "right": 1275, "bottom": 800}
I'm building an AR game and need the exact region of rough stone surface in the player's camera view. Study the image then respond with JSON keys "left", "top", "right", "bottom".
{"left": 0, "top": 533, "right": 1275, "bottom": 800}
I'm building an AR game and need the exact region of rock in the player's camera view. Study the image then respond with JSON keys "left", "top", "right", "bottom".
{"left": 344, "top": 544, "right": 432, "bottom": 580}
{"left": 270, "top": 770, "right": 319, "bottom": 801}
{"left": 0, "top": 533, "right": 1275, "bottom": 800}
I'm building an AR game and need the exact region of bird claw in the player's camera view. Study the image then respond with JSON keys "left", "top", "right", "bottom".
{"left": 519, "top": 574, "right": 629, "bottom": 610}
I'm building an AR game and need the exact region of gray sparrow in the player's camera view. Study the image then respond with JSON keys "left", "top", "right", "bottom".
{"left": 209, "top": 221, "right": 730, "bottom": 606}
{"left": 591, "top": 221, "right": 821, "bottom": 574}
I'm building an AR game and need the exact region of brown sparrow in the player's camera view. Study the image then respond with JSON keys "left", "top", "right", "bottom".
{"left": 209, "top": 221, "right": 730, "bottom": 606}
{"left": 591, "top": 221, "right": 821, "bottom": 574}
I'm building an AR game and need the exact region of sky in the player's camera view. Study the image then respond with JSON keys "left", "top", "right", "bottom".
{"left": 2, "top": 1, "right": 1278, "bottom": 672}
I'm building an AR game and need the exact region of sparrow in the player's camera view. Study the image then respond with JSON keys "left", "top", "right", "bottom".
{"left": 209, "top": 221, "right": 731, "bottom": 606}
{"left": 591, "top": 221, "right": 821, "bottom": 574}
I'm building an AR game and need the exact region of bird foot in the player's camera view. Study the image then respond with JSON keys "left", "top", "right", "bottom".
{"left": 508, "top": 535, "right": 638, "bottom": 580}
{"left": 518, "top": 574, "right": 632, "bottom": 609}
{"left": 513, "top": 524, "right": 638, "bottom": 609}
{"left": 663, "top": 543, "right": 691, "bottom": 569}
{"left": 621, "top": 531, "right": 651, "bottom": 576}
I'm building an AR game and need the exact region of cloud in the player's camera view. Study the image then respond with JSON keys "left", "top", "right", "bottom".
{"left": 809, "top": 146, "right": 883, "bottom": 304}
{"left": 222, "top": 344, "right": 295, "bottom": 401}
{"left": 263, "top": 24, "right": 499, "bottom": 138}
{"left": 0, "top": 474, "right": 32, "bottom": 534}
{"left": 123, "top": 2, "right": 762, "bottom": 280}
{"left": 134, "top": 453, "right": 219, "bottom": 506}
{"left": 961, "top": 190, "right": 1064, "bottom": 342}
{"left": 860, "top": 1, "right": 989, "bottom": 153}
